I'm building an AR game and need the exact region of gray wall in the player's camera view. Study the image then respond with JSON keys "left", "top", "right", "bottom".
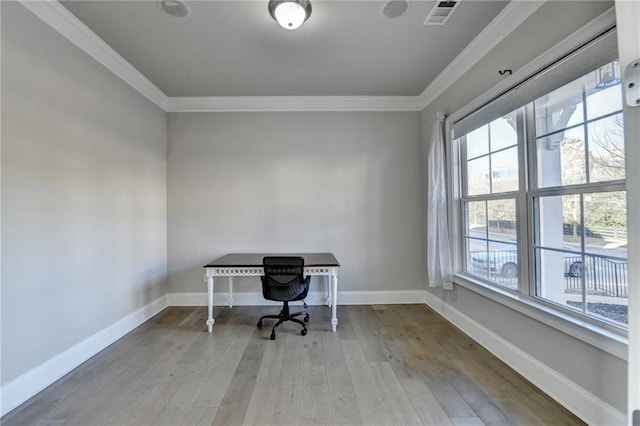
{"left": 167, "top": 111, "right": 424, "bottom": 294}
{"left": 1, "top": 0, "right": 624, "bottom": 416}
{"left": 1, "top": 3, "right": 167, "bottom": 384}
{"left": 421, "top": 1, "right": 626, "bottom": 412}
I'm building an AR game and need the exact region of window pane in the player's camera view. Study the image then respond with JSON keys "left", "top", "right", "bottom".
{"left": 466, "top": 239, "right": 518, "bottom": 287}
{"left": 466, "top": 237, "right": 489, "bottom": 280}
{"left": 534, "top": 79, "right": 584, "bottom": 136}
{"left": 585, "top": 61, "right": 622, "bottom": 121}
{"left": 486, "top": 240, "right": 518, "bottom": 288}
{"left": 535, "top": 247, "right": 582, "bottom": 307}
{"left": 466, "top": 125, "right": 489, "bottom": 160}
{"left": 535, "top": 191, "right": 628, "bottom": 324}
{"left": 490, "top": 111, "right": 518, "bottom": 151}
{"left": 560, "top": 128, "right": 587, "bottom": 185}
{"left": 536, "top": 126, "right": 586, "bottom": 188}
{"left": 487, "top": 199, "right": 516, "bottom": 243}
{"left": 490, "top": 147, "right": 519, "bottom": 193}
{"left": 584, "top": 255, "right": 628, "bottom": 325}
{"left": 465, "top": 201, "right": 487, "bottom": 239}
{"left": 583, "top": 191, "right": 627, "bottom": 254}
{"left": 588, "top": 114, "right": 625, "bottom": 182}
{"left": 535, "top": 195, "right": 582, "bottom": 251}
{"left": 464, "top": 200, "right": 517, "bottom": 289}
{"left": 466, "top": 156, "right": 490, "bottom": 196}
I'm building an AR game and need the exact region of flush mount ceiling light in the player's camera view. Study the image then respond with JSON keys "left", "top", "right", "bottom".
{"left": 160, "top": 0, "right": 189, "bottom": 18}
{"left": 268, "top": 0, "right": 312, "bottom": 30}
{"left": 382, "top": 0, "right": 408, "bottom": 19}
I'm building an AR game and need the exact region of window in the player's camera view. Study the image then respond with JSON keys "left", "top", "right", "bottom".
{"left": 461, "top": 110, "right": 522, "bottom": 290}
{"left": 452, "top": 30, "right": 628, "bottom": 328}
{"left": 532, "top": 63, "right": 626, "bottom": 325}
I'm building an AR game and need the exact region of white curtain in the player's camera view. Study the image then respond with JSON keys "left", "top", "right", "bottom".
{"left": 427, "top": 112, "right": 453, "bottom": 290}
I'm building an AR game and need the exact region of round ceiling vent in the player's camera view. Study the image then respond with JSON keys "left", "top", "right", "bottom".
{"left": 160, "top": 0, "right": 189, "bottom": 18}
{"left": 382, "top": 0, "right": 408, "bottom": 19}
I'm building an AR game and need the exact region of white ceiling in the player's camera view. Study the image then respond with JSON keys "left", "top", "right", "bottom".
{"left": 60, "top": 0, "right": 509, "bottom": 97}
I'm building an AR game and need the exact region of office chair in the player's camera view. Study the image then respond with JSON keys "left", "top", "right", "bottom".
{"left": 257, "top": 256, "right": 310, "bottom": 340}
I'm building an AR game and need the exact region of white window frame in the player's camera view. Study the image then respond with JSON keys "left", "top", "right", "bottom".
{"left": 445, "top": 7, "right": 627, "bottom": 360}
{"left": 458, "top": 109, "right": 526, "bottom": 291}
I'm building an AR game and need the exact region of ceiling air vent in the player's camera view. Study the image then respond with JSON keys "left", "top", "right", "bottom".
{"left": 424, "top": 1, "right": 459, "bottom": 26}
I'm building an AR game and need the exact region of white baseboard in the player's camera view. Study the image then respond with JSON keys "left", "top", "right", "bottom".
{"left": 167, "top": 290, "right": 426, "bottom": 307}
{"left": 424, "top": 291, "right": 626, "bottom": 425}
{"left": 0, "top": 295, "right": 168, "bottom": 417}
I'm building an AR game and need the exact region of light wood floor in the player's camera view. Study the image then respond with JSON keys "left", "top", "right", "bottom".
{"left": 3, "top": 304, "right": 584, "bottom": 425}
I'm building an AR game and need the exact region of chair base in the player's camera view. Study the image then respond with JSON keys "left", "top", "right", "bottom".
{"left": 257, "top": 301, "right": 309, "bottom": 340}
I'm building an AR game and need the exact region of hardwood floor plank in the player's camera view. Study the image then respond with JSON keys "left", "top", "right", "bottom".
{"left": 55, "top": 330, "right": 182, "bottom": 424}
{"left": 300, "top": 417, "right": 331, "bottom": 425}
{"left": 91, "top": 376, "right": 152, "bottom": 425}
{"left": 2, "top": 305, "right": 585, "bottom": 426}
{"left": 341, "top": 340, "right": 393, "bottom": 426}
{"left": 241, "top": 339, "right": 285, "bottom": 425}
{"left": 193, "top": 325, "right": 254, "bottom": 408}
{"left": 369, "top": 362, "right": 422, "bottom": 425}
{"left": 120, "top": 382, "right": 178, "bottom": 426}
{"left": 105, "top": 335, "right": 200, "bottom": 425}
{"left": 2, "top": 401, "right": 59, "bottom": 426}
{"left": 142, "top": 331, "right": 202, "bottom": 383}
{"left": 33, "top": 419, "right": 66, "bottom": 426}
{"left": 212, "top": 329, "right": 267, "bottom": 426}
{"left": 272, "top": 341, "right": 305, "bottom": 425}
{"left": 345, "top": 306, "right": 388, "bottom": 363}
{"left": 400, "top": 378, "right": 456, "bottom": 426}
{"left": 402, "top": 353, "right": 478, "bottom": 420}
{"left": 453, "top": 358, "right": 548, "bottom": 425}
{"left": 181, "top": 406, "right": 217, "bottom": 426}
{"left": 152, "top": 359, "right": 213, "bottom": 426}
{"left": 334, "top": 305, "right": 358, "bottom": 341}
{"left": 428, "top": 353, "right": 514, "bottom": 425}
{"left": 321, "top": 333, "right": 363, "bottom": 425}
{"left": 452, "top": 417, "right": 487, "bottom": 426}
{"left": 302, "top": 338, "right": 331, "bottom": 421}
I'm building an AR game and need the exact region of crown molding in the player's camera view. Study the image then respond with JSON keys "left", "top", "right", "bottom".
{"left": 417, "top": 0, "right": 547, "bottom": 110}
{"left": 18, "top": 0, "right": 549, "bottom": 113}
{"left": 18, "top": 0, "right": 169, "bottom": 111}
{"left": 167, "top": 96, "right": 423, "bottom": 112}
{"left": 17, "top": 0, "right": 421, "bottom": 113}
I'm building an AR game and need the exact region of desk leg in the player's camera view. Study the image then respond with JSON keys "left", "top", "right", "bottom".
{"left": 331, "top": 273, "right": 338, "bottom": 332}
{"left": 228, "top": 276, "right": 234, "bottom": 308}
{"left": 326, "top": 275, "right": 332, "bottom": 307}
{"left": 207, "top": 275, "right": 215, "bottom": 333}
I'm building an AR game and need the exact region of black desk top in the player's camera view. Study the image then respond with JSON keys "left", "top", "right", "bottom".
{"left": 204, "top": 253, "right": 340, "bottom": 268}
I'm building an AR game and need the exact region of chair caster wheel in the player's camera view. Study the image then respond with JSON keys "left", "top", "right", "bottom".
{"left": 304, "top": 314, "right": 310, "bottom": 323}
{"left": 257, "top": 320, "right": 263, "bottom": 329}
{"left": 301, "top": 328, "right": 307, "bottom": 336}
{"left": 270, "top": 332, "right": 276, "bottom": 340}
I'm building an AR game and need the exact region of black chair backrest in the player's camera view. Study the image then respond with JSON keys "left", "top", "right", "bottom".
{"left": 262, "top": 256, "right": 308, "bottom": 301}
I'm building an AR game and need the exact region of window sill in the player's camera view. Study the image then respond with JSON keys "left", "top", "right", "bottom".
{"left": 452, "top": 273, "right": 628, "bottom": 360}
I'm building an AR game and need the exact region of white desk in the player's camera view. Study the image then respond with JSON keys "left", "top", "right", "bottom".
{"left": 203, "top": 253, "right": 340, "bottom": 333}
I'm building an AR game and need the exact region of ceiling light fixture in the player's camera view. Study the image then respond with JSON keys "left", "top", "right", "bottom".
{"left": 159, "top": 0, "right": 189, "bottom": 18}
{"left": 382, "top": 0, "right": 408, "bottom": 19}
{"left": 268, "top": 0, "right": 312, "bottom": 30}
